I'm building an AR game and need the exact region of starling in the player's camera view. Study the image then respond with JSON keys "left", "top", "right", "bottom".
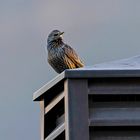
{"left": 47, "top": 30, "right": 84, "bottom": 73}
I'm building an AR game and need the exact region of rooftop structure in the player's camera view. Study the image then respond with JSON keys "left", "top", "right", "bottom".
{"left": 33, "top": 56, "right": 140, "bottom": 140}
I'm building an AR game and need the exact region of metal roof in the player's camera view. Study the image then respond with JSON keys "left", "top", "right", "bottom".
{"left": 33, "top": 55, "right": 140, "bottom": 101}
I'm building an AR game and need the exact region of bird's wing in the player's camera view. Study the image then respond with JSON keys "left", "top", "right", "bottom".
{"left": 63, "top": 44, "right": 84, "bottom": 68}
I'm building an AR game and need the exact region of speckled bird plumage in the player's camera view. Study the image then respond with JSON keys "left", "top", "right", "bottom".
{"left": 47, "top": 30, "right": 84, "bottom": 73}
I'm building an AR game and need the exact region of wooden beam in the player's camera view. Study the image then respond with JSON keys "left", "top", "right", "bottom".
{"left": 40, "top": 100, "right": 45, "bottom": 140}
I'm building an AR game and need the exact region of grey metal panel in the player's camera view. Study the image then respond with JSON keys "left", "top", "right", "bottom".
{"left": 64, "top": 79, "right": 89, "bottom": 140}
{"left": 89, "top": 102, "right": 140, "bottom": 126}
{"left": 88, "top": 78, "right": 140, "bottom": 95}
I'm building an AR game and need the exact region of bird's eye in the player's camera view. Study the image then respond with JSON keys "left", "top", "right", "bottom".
{"left": 54, "top": 33, "right": 58, "bottom": 36}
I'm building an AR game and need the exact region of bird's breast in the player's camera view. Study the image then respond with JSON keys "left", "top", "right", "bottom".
{"left": 48, "top": 46, "right": 65, "bottom": 61}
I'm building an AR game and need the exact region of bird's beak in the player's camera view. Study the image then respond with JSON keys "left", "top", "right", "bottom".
{"left": 59, "top": 32, "right": 64, "bottom": 38}
{"left": 59, "top": 32, "right": 64, "bottom": 36}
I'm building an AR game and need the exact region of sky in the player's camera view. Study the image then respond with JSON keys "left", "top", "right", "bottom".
{"left": 0, "top": 0, "right": 140, "bottom": 139}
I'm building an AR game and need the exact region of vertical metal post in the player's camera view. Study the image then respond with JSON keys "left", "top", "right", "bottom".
{"left": 40, "top": 100, "right": 45, "bottom": 140}
{"left": 64, "top": 79, "right": 89, "bottom": 140}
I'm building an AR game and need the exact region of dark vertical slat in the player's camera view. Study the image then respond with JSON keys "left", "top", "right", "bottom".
{"left": 40, "top": 100, "right": 45, "bottom": 140}
{"left": 64, "top": 79, "right": 89, "bottom": 140}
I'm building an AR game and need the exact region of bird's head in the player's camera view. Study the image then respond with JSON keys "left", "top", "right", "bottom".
{"left": 47, "top": 30, "right": 64, "bottom": 43}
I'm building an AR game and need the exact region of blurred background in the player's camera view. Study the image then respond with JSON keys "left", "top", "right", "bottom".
{"left": 0, "top": 0, "right": 140, "bottom": 139}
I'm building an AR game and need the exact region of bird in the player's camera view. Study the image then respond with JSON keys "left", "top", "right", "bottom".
{"left": 47, "top": 30, "right": 84, "bottom": 73}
